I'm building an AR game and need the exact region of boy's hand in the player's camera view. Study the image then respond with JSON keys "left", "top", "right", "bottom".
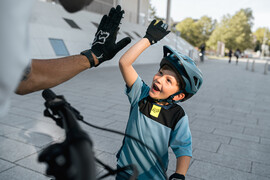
{"left": 144, "top": 20, "right": 170, "bottom": 45}
{"left": 81, "top": 5, "right": 131, "bottom": 67}
{"left": 169, "top": 173, "right": 185, "bottom": 180}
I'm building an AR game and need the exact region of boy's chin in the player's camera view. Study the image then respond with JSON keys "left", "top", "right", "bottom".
{"left": 149, "top": 92, "right": 171, "bottom": 101}
{"left": 149, "top": 92, "right": 160, "bottom": 100}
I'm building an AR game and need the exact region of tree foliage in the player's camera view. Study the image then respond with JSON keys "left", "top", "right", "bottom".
{"left": 175, "top": 18, "right": 195, "bottom": 45}
{"left": 149, "top": 4, "right": 267, "bottom": 52}
{"left": 175, "top": 16, "right": 216, "bottom": 47}
{"left": 207, "top": 8, "right": 254, "bottom": 51}
{"left": 253, "top": 27, "right": 270, "bottom": 47}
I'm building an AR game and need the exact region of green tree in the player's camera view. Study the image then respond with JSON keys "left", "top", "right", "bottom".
{"left": 253, "top": 27, "right": 270, "bottom": 49}
{"left": 175, "top": 18, "right": 196, "bottom": 45}
{"left": 193, "top": 16, "right": 216, "bottom": 47}
{"left": 175, "top": 16, "right": 215, "bottom": 47}
{"left": 207, "top": 8, "right": 254, "bottom": 51}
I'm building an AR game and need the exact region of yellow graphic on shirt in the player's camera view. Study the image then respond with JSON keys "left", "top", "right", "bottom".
{"left": 150, "top": 105, "right": 161, "bottom": 118}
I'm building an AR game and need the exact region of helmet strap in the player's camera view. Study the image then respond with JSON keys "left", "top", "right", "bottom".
{"left": 155, "top": 90, "right": 184, "bottom": 104}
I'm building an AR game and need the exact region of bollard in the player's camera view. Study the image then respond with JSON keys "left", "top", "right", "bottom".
{"left": 246, "top": 59, "right": 249, "bottom": 70}
{"left": 251, "top": 60, "right": 255, "bottom": 72}
{"left": 264, "top": 61, "right": 268, "bottom": 75}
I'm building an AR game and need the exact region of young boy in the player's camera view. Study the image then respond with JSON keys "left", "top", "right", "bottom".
{"left": 116, "top": 20, "right": 203, "bottom": 180}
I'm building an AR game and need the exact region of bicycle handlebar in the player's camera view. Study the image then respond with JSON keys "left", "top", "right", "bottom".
{"left": 42, "top": 88, "right": 56, "bottom": 100}
{"left": 38, "top": 89, "right": 96, "bottom": 180}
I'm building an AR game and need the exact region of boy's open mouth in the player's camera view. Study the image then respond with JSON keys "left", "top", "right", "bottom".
{"left": 152, "top": 84, "right": 160, "bottom": 92}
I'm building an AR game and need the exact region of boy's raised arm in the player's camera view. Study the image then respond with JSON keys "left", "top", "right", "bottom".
{"left": 119, "top": 20, "right": 170, "bottom": 88}
{"left": 119, "top": 38, "right": 150, "bottom": 88}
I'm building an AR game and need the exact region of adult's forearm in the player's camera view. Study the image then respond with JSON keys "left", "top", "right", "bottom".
{"left": 15, "top": 55, "right": 91, "bottom": 95}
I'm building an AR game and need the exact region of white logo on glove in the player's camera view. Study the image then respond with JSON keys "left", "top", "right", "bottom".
{"left": 92, "top": 30, "right": 110, "bottom": 46}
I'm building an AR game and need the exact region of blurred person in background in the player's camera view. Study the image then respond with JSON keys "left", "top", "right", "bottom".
{"left": 199, "top": 43, "right": 205, "bottom": 62}
{"left": 228, "top": 49, "right": 233, "bottom": 63}
{"left": 234, "top": 48, "right": 241, "bottom": 65}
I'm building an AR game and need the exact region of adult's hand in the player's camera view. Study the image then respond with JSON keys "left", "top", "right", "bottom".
{"left": 81, "top": 5, "right": 131, "bottom": 67}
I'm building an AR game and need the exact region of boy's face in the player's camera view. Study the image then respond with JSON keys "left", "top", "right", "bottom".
{"left": 149, "top": 68, "right": 180, "bottom": 100}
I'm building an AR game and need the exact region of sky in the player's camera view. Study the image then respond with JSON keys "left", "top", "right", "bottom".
{"left": 150, "top": 0, "right": 270, "bottom": 32}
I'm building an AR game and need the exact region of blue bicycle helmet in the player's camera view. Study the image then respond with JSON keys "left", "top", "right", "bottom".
{"left": 159, "top": 45, "right": 203, "bottom": 103}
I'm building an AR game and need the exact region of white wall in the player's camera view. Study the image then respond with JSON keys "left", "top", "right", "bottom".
{"left": 29, "top": 0, "right": 198, "bottom": 67}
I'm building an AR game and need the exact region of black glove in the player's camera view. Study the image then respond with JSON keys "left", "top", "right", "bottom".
{"left": 169, "top": 173, "right": 185, "bottom": 180}
{"left": 81, "top": 5, "right": 131, "bottom": 67}
{"left": 144, "top": 20, "right": 170, "bottom": 45}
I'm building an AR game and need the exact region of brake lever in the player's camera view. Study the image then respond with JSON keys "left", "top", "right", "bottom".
{"left": 44, "top": 95, "right": 83, "bottom": 128}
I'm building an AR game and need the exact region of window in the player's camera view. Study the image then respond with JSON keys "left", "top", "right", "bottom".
{"left": 49, "top": 38, "right": 70, "bottom": 56}
{"left": 63, "top": 18, "right": 81, "bottom": 29}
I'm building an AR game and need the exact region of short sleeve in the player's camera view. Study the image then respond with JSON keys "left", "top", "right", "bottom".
{"left": 169, "top": 114, "right": 192, "bottom": 158}
{"left": 125, "top": 76, "right": 149, "bottom": 106}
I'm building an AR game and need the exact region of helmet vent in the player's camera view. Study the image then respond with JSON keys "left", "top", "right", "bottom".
{"left": 193, "top": 76, "right": 202, "bottom": 89}
{"left": 193, "top": 76, "right": 198, "bottom": 86}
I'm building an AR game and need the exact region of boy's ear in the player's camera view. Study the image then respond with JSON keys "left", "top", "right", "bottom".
{"left": 173, "top": 93, "right": 185, "bottom": 101}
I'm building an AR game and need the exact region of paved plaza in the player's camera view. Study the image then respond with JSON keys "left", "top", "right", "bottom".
{"left": 0, "top": 58, "right": 270, "bottom": 180}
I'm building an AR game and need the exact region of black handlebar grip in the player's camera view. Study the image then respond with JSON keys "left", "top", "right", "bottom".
{"left": 42, "top": 89, "right": 57, "bottom": 101}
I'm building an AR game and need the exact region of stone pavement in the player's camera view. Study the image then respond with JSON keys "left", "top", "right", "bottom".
{"left": 0, "top": 58, "right": 270, "bottom": 180}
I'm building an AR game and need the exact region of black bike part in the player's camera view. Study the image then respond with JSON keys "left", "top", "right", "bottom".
{"left": 42, "top": 90, "right": 83, "bottom": 128}
{"left": 42, "top": 89, "right": 57, "bottom": 100}
{"left": 39, "top": 89, "right": 96, "bottom": 180}
{"left": 95, "top": 157, "right": 138, "bottom": 180}
{"left": 39, "top": 140, "right": 95, "bottom": 180}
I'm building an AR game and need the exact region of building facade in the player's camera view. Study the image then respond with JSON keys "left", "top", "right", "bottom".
{"left": 44, "top": 0, "right": 149, "bottom": 26}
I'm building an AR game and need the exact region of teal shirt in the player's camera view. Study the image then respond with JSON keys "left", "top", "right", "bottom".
{"left": 117, "top": 76, "right": 192, "bottom": 180}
